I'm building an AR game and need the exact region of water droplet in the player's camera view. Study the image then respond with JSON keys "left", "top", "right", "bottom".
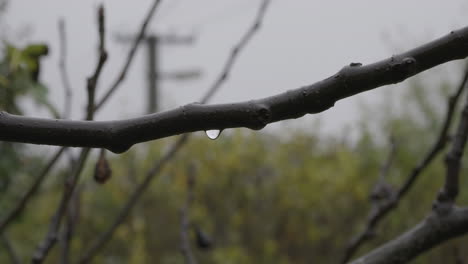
{"left": 205, "top": 129, "right": 221, "bottom": 140}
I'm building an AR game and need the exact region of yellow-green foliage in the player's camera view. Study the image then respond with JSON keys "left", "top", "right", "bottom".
{"left": 5, "top": 116, "right": 468, "bottom": 263}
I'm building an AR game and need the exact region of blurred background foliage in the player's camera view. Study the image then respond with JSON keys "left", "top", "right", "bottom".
{"left": 0, "top": 40, "right": 55, "bottom": 220}
{"left": 2, "top": 62, "right": 468, "bottom": 263}
{"left": 1, "top": 0, "right": 468, "bottom": 261}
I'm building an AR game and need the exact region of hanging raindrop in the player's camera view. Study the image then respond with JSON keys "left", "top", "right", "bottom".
{"left": 205, "top": 129, "right": 221, "bottom": 140}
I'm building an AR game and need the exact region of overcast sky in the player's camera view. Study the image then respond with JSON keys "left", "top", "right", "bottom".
{"left": 5, "top": 0, "right": 468, "bottom": 135}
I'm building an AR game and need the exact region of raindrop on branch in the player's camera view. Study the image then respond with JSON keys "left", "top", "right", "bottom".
{"left": 205, "top": 129, "right": 221, "bottom": 140}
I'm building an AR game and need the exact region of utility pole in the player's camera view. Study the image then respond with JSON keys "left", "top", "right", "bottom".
{"left": 146, "top": 36, "right": 158, "bottom": 113}
{"left": 116, "top": 33, "right": 201, "bottom": 114}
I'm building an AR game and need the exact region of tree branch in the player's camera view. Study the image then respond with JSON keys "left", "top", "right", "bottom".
{"left": 0, "top": 0, "right": 163, "bottom": 237}
{"left": 0, "top": 147, "right": 66, "bottom": 233}
{"left": 59, "top": 184, "right": 81, "bottom": 264}
{"left": 58, "top": 18, "right": 73, "bottom": 119}
{"left": 31, "top": 6, "right": 107, "bottom": 263}
{"left": 349, "top": 207, "right": 468, "bottom": 264}
{"left": 341, "top": 63, "right": 468, "bottom": 262}
{"left": 200, "top": 0, "right": 271, "bottom": 103}
{"left": 1, "top": 27, "right": 468, "bottom": 153}
{"left": 78, "top": 1, "right": 272, "bottom": 261}
{"left": 342, "top": 137, "right": 398, "bottom": 263}
{"left": 94, "top": 0, "right": 162, "bottom": 112}
{"left": 436, "top": 83, "right": 468, "bottom": 207}
{"left": 31, "top": 149, "right": 91, "bottom": 264}
{"left": 78, "top": 135, "right": 188, "bottom": 263}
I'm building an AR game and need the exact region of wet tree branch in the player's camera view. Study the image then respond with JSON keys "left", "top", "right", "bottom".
{"left": 347, "top": 65, "right": 468, "bottom": 264}
{"left": 0, "top": 0, "right": 163, "bottom": 238}
{"left": 349, "top": 207, "right": 468, "bottom": 264}
{"left": 341, "top": 63, "right": 468, "bottom": 263}
{"left": 78, "top": 1, "right": 272, "bottom": 262}
{"left": 1, "top": 27, "right": 468, "bottom": 153}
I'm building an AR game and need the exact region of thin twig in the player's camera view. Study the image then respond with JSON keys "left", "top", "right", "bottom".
{"left": 0, "top": 0, "right": 155, "bottom": 237}
{"left": 0, "top": 147, "right": 66, "bottom": 233}
{"left": 78, "top": 135, "right": 188, "bottom": 264}
{"left": 58, "top": 18, "right": 73, "bottom": 119}
{"left": 94, "top": 0, "right": 162, "bottom": 112}
{"left": 200, "top": 0, "right": 271, "bottom": 103}
{"left": 341, "top": 63, "right": 468, "bottom": 263}
{"left": 31, "top": 6, "right": 108, "bottom": 263}
{"left": 436, "top": 85, "right": 468, "bottom": 208}
{"left": 60, "top": 184, "right": 81, "bottom": 264}
{"left": 0, "top": 0, "right": 109, "bottom": 238}
{"left": 180, "top": 164, "right": 197, "bottom": 264}
{"left": 58, "top": 22, "right": 78, "bottom": 248}
{"left": 369, "top": 137, "right": 397, "bottom": 200}
{"left": 342, "top": 138, "right": 397, "bottom": 263}
{"left": 1, "top": 233, "right": 21, "bottom": 264}
{"left": 31, "top": 149, "right": 90, "bottom": 264}
{"left": 78, "top": 1, "right": 272, "bottom": 262}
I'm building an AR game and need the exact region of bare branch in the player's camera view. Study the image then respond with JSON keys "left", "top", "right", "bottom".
{"left": 94, "top": 0, "right": 162, "bottom": 112}
{"left": 31, "top": 149, "right": 91, "bottom": 264}
{"left": 200, "top": 0, "right": 271, "bottom": 103}
{"left": 60, "top": 185, "right": 82, "bottom": 264}
{"left": 78, "top": 135, "right": 188, "bottom": 264}
{"left": 85, "top": 5, "right": 108, "bottom": 121}
{"left": 58, "top": 18, "right": 73, "bottom": 119}
{"left": 78, "top": 1, "right": 272, "bottom": 262}
{"left": 0, "top": 147, "right": 66, "bottom": 233}
{"left": 436, "top": 85, "right": 468, "bottom": 208}
{"left": 349, "top": 207, "right": 468, "bottom": 264}
{"left": 31, "top": 5, "right": 108, "bottom": 263}
{"left": 180, "top": 164, "right": 197, "bottom": 264}
{"left": 342, "top": 138, "right": 397, "bottom": 263}
{"left": 377, "top": 137, "right": 397, "bottom": 183}
{"left": 341, "top": 64, "right": 468, "bottom": 262}
{"left": 1, "top": 26, "right": 468, "bottom": 153}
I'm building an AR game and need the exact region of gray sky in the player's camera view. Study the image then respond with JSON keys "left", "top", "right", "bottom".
{"left": 5, "top": 0, "right": 468, "bottom": 135}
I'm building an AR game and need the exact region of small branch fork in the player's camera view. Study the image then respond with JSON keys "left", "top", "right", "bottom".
{"left": 435, "top": 84, "right": 468, "bottom": 209}
{"left": 351, "top": 90, "right": 468, "bottom": 263}
{"left": 94, "top": 0, "right": 162, "bottom": 111}
{"left": 341, "top": 64, "right": 468, "bottom": 263}
{"left": 31, "top": 5, "right": 108, "bottom": 263}
{"left": 2, "top": 27, "right": 468, "bottom": 153}
{"left": 78, "top": 1, "right": 272, "bottom": 262}
{"left": 0, "top": 0, "right": 162, "bottom": 237}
